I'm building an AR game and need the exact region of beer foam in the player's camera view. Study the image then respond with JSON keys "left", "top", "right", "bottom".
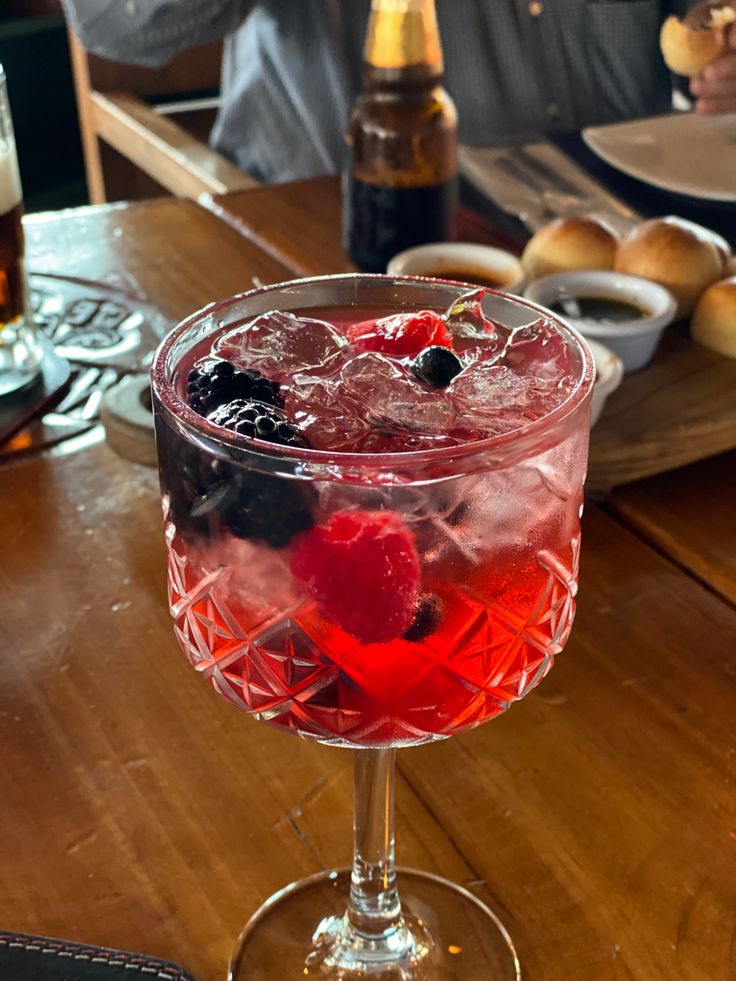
{"left": 0, "top": 142, "right": 22, "bottom": 215}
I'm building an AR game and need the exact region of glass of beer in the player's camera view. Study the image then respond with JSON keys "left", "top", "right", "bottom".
{"left": 0, "top": 65, "right": 41, "bottom": 397}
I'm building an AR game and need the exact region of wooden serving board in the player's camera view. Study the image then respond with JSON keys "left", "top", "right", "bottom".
{"left": 208, "top": 177, "right": 736, "bottom": 495}
{"left": 586, "top": 325, "right": 736, "bottom": 495}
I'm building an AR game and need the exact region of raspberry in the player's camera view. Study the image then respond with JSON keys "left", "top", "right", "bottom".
{"left": 348, "top": 310, "right": 453, "bottom": 357}
{"left": 291, "top": 510, "right": 421, "bottom": 644}
{"left": 208, "top": 399, "right": 309, "bottom": 448}
{"left": 187, "top": 359, "right": 283, "bottom": 417}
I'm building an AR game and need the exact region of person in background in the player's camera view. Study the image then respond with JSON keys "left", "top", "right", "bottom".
{"left": 59, "top": 0, "right": 736, "bottom": 184}
{"left": 4, "top": 0, "right": 62, "bottom": 17}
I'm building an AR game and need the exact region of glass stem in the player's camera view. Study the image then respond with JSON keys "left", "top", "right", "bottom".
{"left": 347, "top": 748, "right": 404, "bottom": 939}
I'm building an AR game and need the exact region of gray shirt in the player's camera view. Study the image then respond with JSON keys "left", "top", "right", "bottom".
{"left": 61, "top": 0, "right": 688, "bottom": 184}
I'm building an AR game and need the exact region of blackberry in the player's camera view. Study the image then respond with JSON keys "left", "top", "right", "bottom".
{"left": 402, "top": 594, "right": 444, "bottom": 643}
{"left": 161, "top": 432, "right": 313, "bottom": 548}
{"left": 222, "top": 473, "right": 314, "bottom": 548}
{"left": 159, "top": 393, "right": 313, "bottom": 548}
{"left": 410, "top": 346, "right": 463, "bottom": 389}
{"left": 158, "top": 424, "right": 235, "bottom": 542}
{"left": 187, "top": 359, "right": 283, "bottom": 417}
{"left": 208, "top": 399, "right": 310, "bottom": 449}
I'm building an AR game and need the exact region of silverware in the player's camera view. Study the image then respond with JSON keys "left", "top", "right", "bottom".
{"left": 459, "top": 147, "right": 554, "bottom": 230}
{"left": 504, "top": 154, "right": 592, "bottom": 217}
{"left": 514, "top": 143, "right": 640, "bottom": 230}
{"left": 515, "top": 146, "right": 589, "bottom": 199}
{"left": 460, "top": 141, "right": 640, "bottom": 235}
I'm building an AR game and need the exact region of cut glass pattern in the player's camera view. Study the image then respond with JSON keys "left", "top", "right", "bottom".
{"left": 165, "top": 531, "right": 580, "bottom": 747}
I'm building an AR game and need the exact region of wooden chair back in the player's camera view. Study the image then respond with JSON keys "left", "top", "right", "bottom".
{"left": 67, "top": 32, "right": 258, "bottom": 203}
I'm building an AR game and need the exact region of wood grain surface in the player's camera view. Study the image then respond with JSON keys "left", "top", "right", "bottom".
{"left": 89, "top": 92, "right": 257, "bottom": 201}
{"left": 25, "top": 197, "right": 292, "bottom": 323}
{"left": 587, "top": 328, "right": 736, "bottom": 495}
{"left": 2, "top": 440, "right": 735, "bottom": 981}
{"left": 208, "top": 178, "right": 736, "bottom": 495}
{"left": 204, "top": 177, "right": 356, "bottom": 278}
{"left": 2, "top": 196, "right": 734, "bottom": 981}
{"left": 608, "top": 451, "right": 736, "bottom": 606}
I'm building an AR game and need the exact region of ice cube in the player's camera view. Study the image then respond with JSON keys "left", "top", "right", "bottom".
{"left": 502, "top": 317, "right": 577, "bottom": 386}
{"left": 420, "top": 467, "right": 567, "bottom": 572}
{"left": 443, "top": 289, "right": 507, "bottom": 368}
{"left": 449, "top": 315, "right": 578, "bottom": 434}
{"left": 214, "top": 310, "right": 346, "bottom": 379}
{"left": 285, "top": 369, "right": 374, "bottom": 452}
{"left": 444, "top": 289, "right": 498, "bottom": 339}
{"left": 340, "top": 352, "right": 456, "bottom": 435}
{"left": 449, "top": 362, "right": 549, "bottom": 433}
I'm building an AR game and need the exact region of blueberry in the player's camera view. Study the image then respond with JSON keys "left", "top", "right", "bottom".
{"left": 410, "top": 346, "right": 463, "bottom": 389}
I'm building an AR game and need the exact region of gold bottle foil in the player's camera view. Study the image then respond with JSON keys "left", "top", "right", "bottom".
{"left": 364, "top": 0, "right": 443, "bottom": 69}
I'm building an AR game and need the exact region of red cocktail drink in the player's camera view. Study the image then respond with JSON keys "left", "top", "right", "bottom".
{"left": 152, "top": 276, "right": 593, "bottom": 979}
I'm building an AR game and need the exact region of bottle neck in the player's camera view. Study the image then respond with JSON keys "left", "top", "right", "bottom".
{"left": 364, "top": 0, "right": 444, "bottom": 76}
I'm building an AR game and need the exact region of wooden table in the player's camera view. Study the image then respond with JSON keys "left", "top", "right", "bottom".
{"left": 2, "top": 191, "right": 735, "bottom": 981}
{"left": 608, "top": 451, "right": 736, "bottom": 607}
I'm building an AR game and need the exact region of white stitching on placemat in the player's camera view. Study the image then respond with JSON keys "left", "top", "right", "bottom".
{"left": 0, "top": 936, "right": 187, "bottom": 980}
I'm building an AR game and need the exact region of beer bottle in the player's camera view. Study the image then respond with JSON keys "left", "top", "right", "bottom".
{"left": 344, "top": 0, "right": 458, "bottom": 272}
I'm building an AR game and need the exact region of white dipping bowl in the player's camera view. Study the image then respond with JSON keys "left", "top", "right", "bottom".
{"left": 387, "top": 242, "right": 525, "bottom": 293}
{"left": 586, "top": 338, "right": 624, "bottom": 427}
{"left": 524, "top": 270, "right": 677, "bottom": 372}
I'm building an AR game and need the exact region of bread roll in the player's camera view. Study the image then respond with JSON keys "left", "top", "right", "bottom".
{"left": 709, "top": 230, "right": 733, "bottom": 276}
{"left": 614, "top": 217, "right": 724, "bottom": 318}
{"left": 660, "top": 2, "right": 735, "bottom": 76}
{"left": 692, "top": 277, "right": 736, "bottom": 358}
{"left": 521, "top": 216, "right": 619, "bottom": 281}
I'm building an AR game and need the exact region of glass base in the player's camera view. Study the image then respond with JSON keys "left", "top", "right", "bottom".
{"left": 229, "top": 867, "right": 521, "bottom": 980}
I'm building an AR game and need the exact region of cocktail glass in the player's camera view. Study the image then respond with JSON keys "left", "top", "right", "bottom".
{"left": 151, "top": 275, "right": 594, "bottom": 980}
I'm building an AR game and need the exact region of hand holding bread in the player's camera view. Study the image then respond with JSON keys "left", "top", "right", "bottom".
{"left": 660, "top": 2, "right": 735, "bottom": 76}
{"left": 661, "top": 2, "right": 736, "bottom": 113}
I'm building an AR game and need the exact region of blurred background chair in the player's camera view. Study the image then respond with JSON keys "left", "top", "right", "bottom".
{"left": 67, "top": 31, "right": 258, "bottom": 203}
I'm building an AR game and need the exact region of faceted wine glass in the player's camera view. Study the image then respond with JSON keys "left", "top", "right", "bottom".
{"left": 151, "top": 275, "right": 594, "bottom": 980}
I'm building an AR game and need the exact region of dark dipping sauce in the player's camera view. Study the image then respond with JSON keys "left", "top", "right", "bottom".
{"left": 547, "top": 295, "right": 649, "bottom": 324}
{"left": 423, "top": 267, "right": 509, "bottom": 289}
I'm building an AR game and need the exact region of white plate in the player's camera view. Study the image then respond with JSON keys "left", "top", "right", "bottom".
{"left": 582, "top": 112, "right": 736, "bottom": 203}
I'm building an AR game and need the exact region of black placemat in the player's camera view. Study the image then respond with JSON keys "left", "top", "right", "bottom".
{"left": 0, "top": 931, "right": 196, "bottom": 981}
